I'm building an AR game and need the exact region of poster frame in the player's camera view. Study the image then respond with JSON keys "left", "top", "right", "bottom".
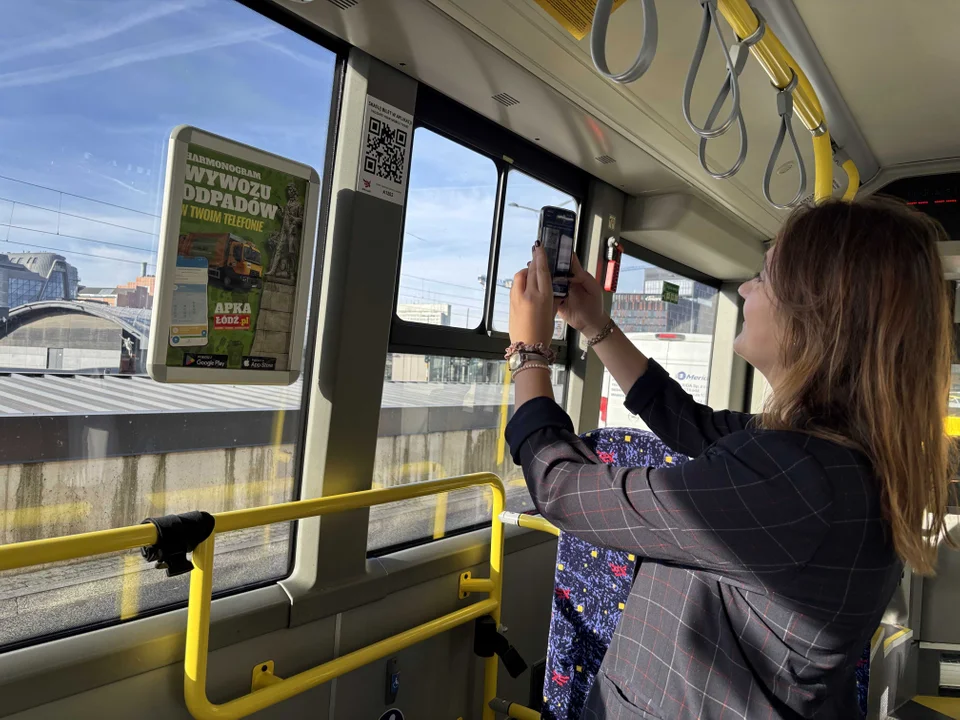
{"left": 147, "top": 125, "right": 320, "bottom": 385}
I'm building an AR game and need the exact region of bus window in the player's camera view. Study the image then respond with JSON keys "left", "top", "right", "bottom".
{"left": 0, "top": 0, "right": 337, "bottom": 648}
{"left": 371, "top": 128, "right": 578, "bottom": 553}
{"left": 369, "top": 353, "right": 567, "bottom": 551}
{"left": 493, "top": 170, "right": 575, "bottom": 339}
{"left": 599, "top": 254, "right": 720, "bottom": 430}
{"left": 395, "top": 128, "right": 498, "bottom": 329}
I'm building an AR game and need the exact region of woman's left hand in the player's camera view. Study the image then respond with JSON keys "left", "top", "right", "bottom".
{"left": 509, "top": 246, "right": 558, "bottom": 347}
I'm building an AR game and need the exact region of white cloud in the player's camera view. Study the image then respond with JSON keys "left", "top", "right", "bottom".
{"left": 0, "top": 1, "right": 206, "bottom": 64}
{"left": 0, "top": 200, "right": 159, "bottom": 288}
{"left": 0, "top": 23, "right": 281, "bottom": 90}
{"left": 257, "top": 39, "right": 334, "bottom": 72}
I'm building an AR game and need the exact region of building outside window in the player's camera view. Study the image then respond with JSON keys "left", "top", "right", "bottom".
{"left": 0, "top": 253, "right": 79, "bottom": 313}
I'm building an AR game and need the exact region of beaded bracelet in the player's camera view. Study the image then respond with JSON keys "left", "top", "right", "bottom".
{"left": 581, "top": 318, "right": 616, "bottom": 359}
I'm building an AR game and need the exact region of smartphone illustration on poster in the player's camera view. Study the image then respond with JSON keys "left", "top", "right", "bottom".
{"left": 169, "top": 255, "right": 209, "bottom": 347}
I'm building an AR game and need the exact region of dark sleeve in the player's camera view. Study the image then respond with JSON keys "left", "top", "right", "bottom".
{"left": 625, "top": 359, "right": 755, "bottom": 457}
{"left": 506, "top": 401, "right": 833, "bottom": 580}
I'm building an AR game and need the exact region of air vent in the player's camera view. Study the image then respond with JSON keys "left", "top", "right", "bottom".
{"left": 492, "top": 92, "right": 519, "bottom": 107}
{"left": 595, "top": 155, "right": 616, "bottom": 165}
{"left": 325, "top": 0, "right": 358, "bottom": 9}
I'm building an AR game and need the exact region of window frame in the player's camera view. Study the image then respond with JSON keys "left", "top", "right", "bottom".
{"left": 388, "top": 85, "right": 590, "bottom": 362}
{"left": 368, "top": 88, "right": 588, "bottom": 555}
{"left": 601, "top": 238, "right": 724, "bottom": 419}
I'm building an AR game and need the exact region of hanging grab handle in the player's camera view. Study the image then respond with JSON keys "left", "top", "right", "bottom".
{"left": 762, "top": 70, "right": 808, "bottom": 209}
{"left": 682, "top": 0, "right": 743, "bottom": 140}
{"left": 697, "top": 13, "right": 766, "bottom": 180}
{"left": 697, "top": 54, "right": 748, "bottom": 179}
{"left": 590, "top": 0, "right": 658, "bottom": 84}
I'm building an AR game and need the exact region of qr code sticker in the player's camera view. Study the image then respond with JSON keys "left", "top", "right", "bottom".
{"left": 364, "top": 116, "right": 407, "bottom": 184}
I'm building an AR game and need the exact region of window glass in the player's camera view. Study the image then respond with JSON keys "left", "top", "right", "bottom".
{"left": 949, "top": 293, "right": 960, "bottom": 436}
{"left": 0, "top": 0, "right": 336, "bottom": 647}
{"left": 494, "top": 171, "right": 575, "bottom": 339}
{"left": 599, "top": 254, "right": 719, "bottom": 430}
{"left": 949, "top": 301, "right": 960, "bottom": 439}
{"left": 396, "top": 129, "right": 498, "bottom": 329}
{"left": 368, "top": 353, "right": 567, "bottom": 552}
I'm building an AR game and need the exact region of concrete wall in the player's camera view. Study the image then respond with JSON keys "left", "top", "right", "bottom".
{"left": 0, "top": 314, "right": 120, "bottom": 350}
{"left": 0, "top": 445, "right": 296, "bottom": 545}
{"left": 0, "top": 347, "right": 119, "bottom": 371}
{"left": 0, "top": 314, "right": 123, "bottom": 370}
{"left": 61, "top": 348, "right": 120, "bottom": 370}
{"left": 0, "top": 419, "right": 523, "bottom": 553}
{"left": 370, "top": 427, "right": 532, "bottom": 550}
{"left": 374, "top": 427, "right": 520, "bottom": 488}
{"left": 0, "top": 346, "right": 46, "bottom": 369}
{"left": 391, "top": 354, "right": 428, "bottom": 382}
{"left": 0, "top": 413, "right": 516, "bottom": 547}
{"left": 0, "top": 444, "right": 298, "bottom": 648}
{"left": 0, "top": 426, "right": 534, "bottom": 645}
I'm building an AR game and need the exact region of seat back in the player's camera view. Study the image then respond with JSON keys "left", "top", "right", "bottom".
{"left": 540, "top": 428, "right": 688, "bottom": 720}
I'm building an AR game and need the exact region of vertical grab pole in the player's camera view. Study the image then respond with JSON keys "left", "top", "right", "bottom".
{"left": 496, "top": 368, "right": 512, "bottom": 466}
{"left": 482, "top": 481, "right": 507, "bottom": 720}
{"left": 184, "top": 536, "right": 216, "bottom": 718}
{"left": 812, "top": 130, "right": 834, "bottom": 204}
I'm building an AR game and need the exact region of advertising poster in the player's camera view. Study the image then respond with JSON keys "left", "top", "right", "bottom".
{"left": 148, "top": 126, "right": 320, "bottom": 385}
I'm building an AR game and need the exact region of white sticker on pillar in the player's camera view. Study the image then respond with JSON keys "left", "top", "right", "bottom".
{"left": 358, "top": 96, "right": 413, "bottom": 206}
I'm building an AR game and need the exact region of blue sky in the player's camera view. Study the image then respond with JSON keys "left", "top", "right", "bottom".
{"left": 0, "top": 0, "right": 332, "bottom": 287}
{"left": 0, "top": 0, "right": 648, "bottom": 316}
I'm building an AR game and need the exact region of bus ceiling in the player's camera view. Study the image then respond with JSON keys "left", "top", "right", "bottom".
{"left": 272, "top": 0, "right": 960, "bottom": 243}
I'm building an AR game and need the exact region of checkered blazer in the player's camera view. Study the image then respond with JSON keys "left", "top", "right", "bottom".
{"left": 505, "top": 360, "right": 902, "bottom": 719}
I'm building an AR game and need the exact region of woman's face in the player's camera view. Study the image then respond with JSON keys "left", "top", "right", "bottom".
{"left": 734, "top": 251, "right": 783, "bottom": 382}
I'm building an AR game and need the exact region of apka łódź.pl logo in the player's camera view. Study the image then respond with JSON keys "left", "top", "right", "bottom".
{"left": 213, "top": 301, "right": 252, "bottom": 330}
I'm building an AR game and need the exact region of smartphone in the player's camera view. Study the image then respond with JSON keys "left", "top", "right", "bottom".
{"left": 538, "top": 205, "right": 577, "bottom": 297}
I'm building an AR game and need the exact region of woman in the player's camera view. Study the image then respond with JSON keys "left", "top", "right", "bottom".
{"left": 505, "top": 197, "right": 955, "bottom": 719}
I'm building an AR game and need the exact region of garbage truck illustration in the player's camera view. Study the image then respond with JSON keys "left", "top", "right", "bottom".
{"left": 177, "top": 232, "right": 263, "bottom": 290}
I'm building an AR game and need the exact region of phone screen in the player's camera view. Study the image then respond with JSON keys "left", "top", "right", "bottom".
{"left": 538, "top": 206, "right": 577, "bottom": 297}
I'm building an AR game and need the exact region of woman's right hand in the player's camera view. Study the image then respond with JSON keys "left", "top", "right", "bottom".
{"left": 559, "top": 253, "right": 608, "bottom": 337}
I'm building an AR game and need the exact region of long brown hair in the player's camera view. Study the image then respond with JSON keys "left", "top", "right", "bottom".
{"left": 762, "top": 196, "right": 956, "bottom": 575}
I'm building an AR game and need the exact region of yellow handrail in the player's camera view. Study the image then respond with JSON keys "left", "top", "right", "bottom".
{"left": 841, "top": 158, "right": 860, "bottom": 202}
{"left": 0, "top": 473, "right": 507, "bottom": 720}
{"left": 506, "top": 702, "right": 541, "bottom": 720}
{"left": 517, "top": 514, "right": 560, "bottom": 537}
{"left": 192, "top": 473, "right": 506, "bottom": 720}
{"left": 0, "top": 522, "right": 157, "bottom": 571}
{"left": 714, "top": 0, "right": 857, "bottom": 203}
{"left": 812, "top": 131, "right": 835, "bottom": 203}
{"left": 499, "top": 510, "right": 560, "bottom": 537}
